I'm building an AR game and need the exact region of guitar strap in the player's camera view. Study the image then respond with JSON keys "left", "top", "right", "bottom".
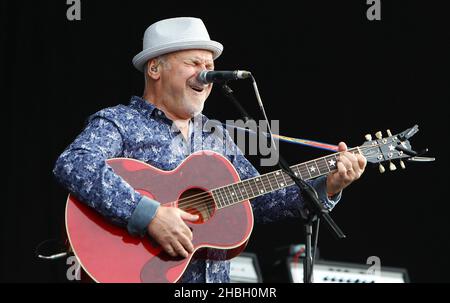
{"left": 222, "top": 123, "right": 339, "bottom": 152}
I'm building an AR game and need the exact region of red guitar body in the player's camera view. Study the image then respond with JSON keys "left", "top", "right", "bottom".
{"left": 65, "top": 151, "right": 254, "bottom": 283}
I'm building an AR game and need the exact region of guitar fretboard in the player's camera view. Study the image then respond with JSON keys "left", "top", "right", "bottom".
{"left": 212, "top": 148, "right": 360, "bottom": 208}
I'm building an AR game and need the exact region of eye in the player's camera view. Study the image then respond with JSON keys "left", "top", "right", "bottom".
{"left": 184, "top": 60, "right": 196, "bottom": 66}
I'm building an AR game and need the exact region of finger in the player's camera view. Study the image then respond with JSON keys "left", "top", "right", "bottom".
{"left": 338, "top": 142, "right": 348, "bottom": 152}
{"left": 350, "top": 154, "right": 364, "bottom": 179}
{"left": 180, "top": 209, "right": 199, "bottom": 222}
{"left": 344, "top": 156, "right": 357, "bottom": 179}
{"left": 343, "top": 156, "right": 358, "bottom": 175}
{"left": 346, "top": 152, "right": 360, "bottom": 173}
{"left": 357, "top": 154, "right": 367, "bottom": 170}
{"left": 337, "top": 161, "right": 348, "bottom": 178}
{"left": 337, "top": 160, "right": 355, "bottom": 184}
{"left": 163, "top": 244, "right": 177, "bottom": 257}
{"left": 171, "top": 239, "right": 190, "bottom": 258}
{"left": 351, "top": 157, "right": 361, "bottom": 174}
{"left": 180, "top": 221, "right": 193, "bottom": 240}
{"left": 344, "top": 151, "right": 358, "bottom": 164}
{"left": 339, "top": 155, "right": 353, "bottom": 171}
{"left": 346, "top": 167, "right": 356, "bottom": 180}
{"left": 178, "top": 233, "right": 195, "bottom": 254}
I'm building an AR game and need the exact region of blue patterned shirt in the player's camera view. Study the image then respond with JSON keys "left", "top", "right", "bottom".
{"left": 53, "top": 96, "right": 340, "bottom": 283}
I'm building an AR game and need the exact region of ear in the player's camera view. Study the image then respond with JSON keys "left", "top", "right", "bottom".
{"left": 146, "top": 59, "right": 161, "bottom": 80}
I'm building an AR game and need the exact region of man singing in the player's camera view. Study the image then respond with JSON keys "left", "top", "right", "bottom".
{"left": 53, "top": 17, "right": 366, "bottom": 282}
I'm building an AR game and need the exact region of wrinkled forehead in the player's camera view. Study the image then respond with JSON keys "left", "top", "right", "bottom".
{"left": 168, "top": 49, "right": 214, "bottom": 64}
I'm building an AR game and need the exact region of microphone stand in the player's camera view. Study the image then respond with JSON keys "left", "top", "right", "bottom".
{"left": 221, "top": 83, "right": 346, "bottom": 283}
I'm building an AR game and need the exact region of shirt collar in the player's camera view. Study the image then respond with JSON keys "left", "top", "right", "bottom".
{"left": 128, "top": 96, "right": 214, "bottom": 133}
{"left": 129, "top": 96, "right": 158, "bottom": 118}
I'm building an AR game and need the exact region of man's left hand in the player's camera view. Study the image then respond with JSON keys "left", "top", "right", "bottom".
{"left": 326, "top": 142, "right": 367, "bottom": 196}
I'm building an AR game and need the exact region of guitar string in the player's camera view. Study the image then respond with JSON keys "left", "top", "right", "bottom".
{"left": 176, "top": 144, "right": 390, "bottom": 211}
{"left": 176, "top": 151, "right": 387, "bottom": 213}
{"left": 173, "top": 144, "right": 392, "bottom": 211}
{"left": 178, "top": 156, "right": 336, "bottom": 210}
{"left": 177, "top": 150, "right": 391, "bottom": 216}
{"left": 176, "top": 145, "right": 364, "bottom": 208}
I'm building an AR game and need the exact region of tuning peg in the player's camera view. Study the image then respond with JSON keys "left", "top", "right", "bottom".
{"left": 400, "top": 160, "right": 406, "bottom": 169}
{"left": 379, "top": 164, "right": 385, "bottom": 173}
{"left": 365, "top": 134, "right": 372, "bottom": 141}
{"left": 386, "top": 129, "right": 393, "bottom": 137}
{"left": 389, "top": 161, "right": 397, "bottom": 171}
{"left": 375, "top": 131, "right": 383, "bottom": 139}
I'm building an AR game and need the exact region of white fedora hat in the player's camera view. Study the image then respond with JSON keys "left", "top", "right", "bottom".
{"left": 132, "top": 17, "right": 223, "bottom": 72}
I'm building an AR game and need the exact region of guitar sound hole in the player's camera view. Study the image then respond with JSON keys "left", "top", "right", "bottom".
{"left": 178, "top": 188, "right": 216, "bottom": 224}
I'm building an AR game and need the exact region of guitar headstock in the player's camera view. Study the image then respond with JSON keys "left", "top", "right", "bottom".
{"left": 359, "top": 125, "right": 428, "bottom": 173}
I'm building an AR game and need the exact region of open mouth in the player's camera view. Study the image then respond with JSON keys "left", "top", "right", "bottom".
{"left": 189, "top": 84, "right": 205, "bottom": 93}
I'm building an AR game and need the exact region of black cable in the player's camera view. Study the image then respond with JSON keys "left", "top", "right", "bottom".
{"left": 34, "top": 238, "right": 69, "bottom": 260}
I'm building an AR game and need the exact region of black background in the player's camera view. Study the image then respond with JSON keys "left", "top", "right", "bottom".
{"left": 1, "top": 0, "right": 449, "bottom": 283}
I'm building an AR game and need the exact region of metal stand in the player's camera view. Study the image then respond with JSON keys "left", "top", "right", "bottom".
{"left": 221, "top": 83, "right": 346, "bottom": 283}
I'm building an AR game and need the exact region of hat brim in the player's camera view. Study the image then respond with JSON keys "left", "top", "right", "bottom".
{"left": 132, "top": 40, "right": 223, "bottom": 72}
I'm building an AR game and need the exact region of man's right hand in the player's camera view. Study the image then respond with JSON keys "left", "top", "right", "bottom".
{"left": 147, "top": 206, "right": 199, "bottom": 258}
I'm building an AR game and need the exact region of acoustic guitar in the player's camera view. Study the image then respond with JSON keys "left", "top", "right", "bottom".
{"left": 65, "top": 125, "right": 422, "bottom": 282}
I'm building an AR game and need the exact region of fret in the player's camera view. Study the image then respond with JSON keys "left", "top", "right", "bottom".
{"left": 293, "top": 166, "right": 303, "bottom": 182}
{"left": 246, "top": 178, "right": 254, "bottom": 197}
{"left": 225, "top": 185, "right": 236, "bottom": 205}
{"left": 245, "top": 183, "right": 251, "bottom": 199}
{"left": 264, "top": 174, "right": 274, "bottom": 191}
{"left": 238, "top": 184, "right": 246, "bottom": 200}
{"left": 255, "top": 177, "right": 266, "bottom": 195}
{"left": 273, "top": 171, "right": 282, "bottom": 188}
{"left": 251, "top": 177, "right": 259, "bottom": 196}
{"left": 280, "top": 169, "right": 295, "bottom": 187}
{"left": 299, "top": 163, "right": 312, "bottom": 179}
{"left": 214, "top": 188, "right": 223, "bottom": 208}
{"left": 246, "top": 178, "right": 256, "bottom": 198}
{"left": 214, "top": 150, "right": 355, "bottom": 209}
{"left": 273, "top": 166, "right": 304, "bottom": 187}
{"left": 260, "top": 176, "right": 269, "bottom": 193}
{"left": 221, "top": 186, "right": 229, "bottom": 207}
{"left": 323, "top": 156, "right": 331, "bottom": 172}
{"left": 221, "top": 186, "right": 230, "bottom": 206}
{"left": 235, "top": 183, "right": 245, "bottom": 202}
{"left": 315, "top": 158, "right": 329, "bottom": 175}
{"left": 243, "top": 182, "right": 251, "bottom": 200}
{"left": 283, "top": 170, "right": 293, "bottom": 187}
{"left": 325, "top": 155, "right": 338, "bottom": 172}
{"left": 245, "top": 181, "right": 253, "bottom": 198}
{"left": 232, "top": 184, "right": 241, "bottom": 203}
{"left": 292, "top": 167, "right": 300, "bottom": 180}
{"left": 213, "top": 190, "right": 223, "bottom": 208}
{"left": 284, "top": 171, "right": 292, "bottom": 186}
{"left": 229, "top": 184, "right": 239, "bottom": 203}
{"left": 280, "top": 170, "right": 289, "bottom": 187}
{"left": 221, "top": 187, "right": 229, "bottom": 207}
{"left": 305, "top": 160, "right": 320, "bottom": 178}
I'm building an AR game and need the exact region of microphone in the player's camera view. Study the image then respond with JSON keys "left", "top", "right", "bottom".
{"left": 197, "top": 70, "right": 251, "bottom": 84}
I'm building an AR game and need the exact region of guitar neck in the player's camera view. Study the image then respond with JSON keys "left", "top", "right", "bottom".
{"left": 212, "top": 147, "right": 361, "bottom": 209}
